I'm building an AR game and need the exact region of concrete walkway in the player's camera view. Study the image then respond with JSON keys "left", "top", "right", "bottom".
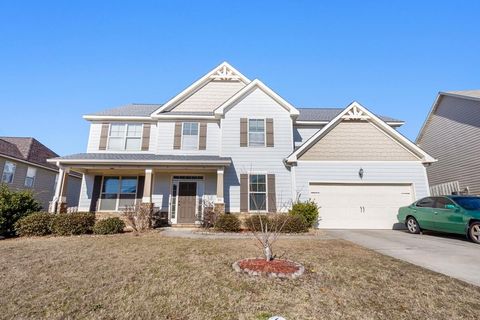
{"left": 327, "top": 229, "right": 480, "bottom": 287}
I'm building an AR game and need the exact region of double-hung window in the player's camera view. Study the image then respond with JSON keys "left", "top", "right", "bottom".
{"left": 24, "top": 167, "right": 37, "bottom": 188}
{"left": 99, "top": 176, "right": 138, "bottom": 211}
{"left": 248, "top": 119, "right": 265, "bottom": 147}
{"left": 1, "top": 161, "right": 16, "bottom": 184}
{"left": 107, "top": 123, "right": 143, "bottom": 151}
{"left": 182, "top": 122, "right": 199, "bottom": 150}
{"left": 249, "top": 174, "right": 267, "bottom": 211}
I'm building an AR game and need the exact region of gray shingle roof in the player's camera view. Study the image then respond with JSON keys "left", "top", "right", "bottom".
{"left": 0, "top": 137, "right": 59, "bottom": 169}
{"left": 444, "top": 90, "right": 480, "bottom": 99}
{"left": 296, "top": 108, "right": 402, "bottom": 123}
{"left": 51, "top": 153, "right": 231, "bottom": 163}
{"left": 90, "top": 104, "right": 162, "bottom": 116}
{"left": 88, "top": 104, "right": 403, "bottom": 123}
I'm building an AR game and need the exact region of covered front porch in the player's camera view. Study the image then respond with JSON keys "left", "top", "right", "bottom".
{"left": 47, "top": 154, "right": 231, "bottom": 225}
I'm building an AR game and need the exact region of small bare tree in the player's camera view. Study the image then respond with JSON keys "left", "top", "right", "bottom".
{"left": 123, "top": 205, "right": 153, "bottom": 233}
{"left": 200, "top": 198, "right": 217, "bottom": 229}
{"left": 248, "top": 193, "right": 293, "bottom": 261}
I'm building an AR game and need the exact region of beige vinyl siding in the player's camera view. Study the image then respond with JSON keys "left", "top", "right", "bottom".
{"left": 417, "top": 95, "right": 480, "bottom": 194}
{"left": 169, "top": 80, "right": 246, "bottom": 112}
{"left": 299, "top": 121, "right": 420, "bottom": 161}
{"left": 0, "top": 156, "right": 81, "bottom": 209}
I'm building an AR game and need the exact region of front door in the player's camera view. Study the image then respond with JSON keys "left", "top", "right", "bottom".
{"left": 177, "top": 181, "right": 197, "bottom": 224}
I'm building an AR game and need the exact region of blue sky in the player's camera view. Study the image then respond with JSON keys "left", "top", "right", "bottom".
{"left": 0, "top": 1, "right": 479, "bottom": 155}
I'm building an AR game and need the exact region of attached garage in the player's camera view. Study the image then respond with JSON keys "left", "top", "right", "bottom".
{"left": 287, "top": 102, "right": 436, "bottom": 229}
{"left": 309, "top": 183, "right": 414, "bottom": 229}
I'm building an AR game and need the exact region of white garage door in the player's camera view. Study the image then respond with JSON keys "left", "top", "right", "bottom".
{"left": 310, "top": 183, "right": 414, "bottom": 229}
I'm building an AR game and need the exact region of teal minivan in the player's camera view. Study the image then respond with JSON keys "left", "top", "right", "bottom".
{"left": 397, "top": 195, "right": 480, "bottom": 244}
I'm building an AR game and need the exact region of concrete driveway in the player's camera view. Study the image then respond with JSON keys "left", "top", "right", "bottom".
{"left": 327, "top": 229, "right": 480, "bottom": 287}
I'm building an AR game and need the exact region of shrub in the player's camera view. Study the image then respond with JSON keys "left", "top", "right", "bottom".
{"left": 289, "top": 200, "right": 319, "bottom": 227}
{"left": 201, "top": 206, "right": 217, "bottom": 229}
{"left": 246, "top": 214, "right": 309, "bottom": 233}
{"left": 271, "top": 214, "right": 309, "bottom": 233}
{"left": 51, "top": 212, "right": 96, "bottom": 236}
{"left": 0, "top": 185, "right": 42, "bottom": 236}
{"left": 214, "top": 214, "right": 241, "bottom": 232}
{"left": 244, "top": 214, "right": 270, "bottom": 232}
{"left": 14, "top": 212, "right": 53, "bottom": 236}
{"left": 123, "top": 205, "right": 152, "bottom": 232}
{"left": 93, "top": 217, "right": 125, "bottom": 235}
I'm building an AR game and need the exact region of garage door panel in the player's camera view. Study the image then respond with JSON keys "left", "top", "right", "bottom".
{"left": 310, "top": 183, "right": 413, "bottom": 229}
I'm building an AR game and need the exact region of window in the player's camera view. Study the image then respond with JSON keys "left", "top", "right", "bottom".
{"left": 453, "top": 197, "right": 480, "bottom": 211}
{"left": 416, "top": 197, "right": 435, "bottom": 208}
{"left": 24, "top": 167, "right": 37, "bottom": 187}
{"left": 107, "top": 123, "right": 143, "bottom": 151}
{"left": 99, "top": 176, "right": 138, "bottom": 211}
{"left": 249, "top": 174, "right": 267, "bottom": 211}
{"left": 1, "top": 161, "right": 16, "bottom": 184}
{"left": 248, "top": 119, "right": 265, "bottom": 146}
{"left": 182, "top": 122, "right": 199, "bottom": 150}
{"left": 433, "top": 197, "right": 455, "bottom": 209}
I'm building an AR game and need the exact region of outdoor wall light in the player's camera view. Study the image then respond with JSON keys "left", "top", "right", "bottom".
{"left": 358, "top": 168, "right": 364, "bottom": 179}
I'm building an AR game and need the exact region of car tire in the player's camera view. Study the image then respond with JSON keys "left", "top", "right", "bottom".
{"left": 406, "top": 217, "right": 420, "bottom": 234}
{"left": 468, "top": 222, "right": 480, "bottom": 244}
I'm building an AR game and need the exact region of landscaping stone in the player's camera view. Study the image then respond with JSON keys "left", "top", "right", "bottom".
{"left": 232, "top": 258, "right": 305, "bottom": 279}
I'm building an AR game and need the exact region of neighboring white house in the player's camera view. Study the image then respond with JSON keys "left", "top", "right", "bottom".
{"left": 48, "top": 62, "right": 435, "bottom": 229}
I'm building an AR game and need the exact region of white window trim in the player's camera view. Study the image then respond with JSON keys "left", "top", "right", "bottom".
{"left": 106, "top": 123, "right": 144, "bottom": 151}
{"left": 2, "top": 161, "right": 16, "bottom": 184}
{"left": 247, "top": 118, "right": 266, "bottom": 147}
{"left": 24, "top": 166, "right": 37, "bottom": 188}
{"left": 181, "top": 122, "right": 200, "bottom": 150}
{"left": 248, "top": 172, "right": 268, "bottom": 213}
{"left": 98, "top": 176, "right": 140, "bottom": 212}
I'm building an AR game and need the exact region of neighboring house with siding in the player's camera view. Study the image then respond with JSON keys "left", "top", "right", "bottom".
{"left": 0, "top": 137, "right": 81, "bottom": 209}
{"left": 417, "top": 90, "right": 480, "bottom": 195}
{"left": 48, "top": 62, "right": 435, "bottom": 229}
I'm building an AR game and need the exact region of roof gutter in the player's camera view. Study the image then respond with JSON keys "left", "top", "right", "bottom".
{"left": 47, "top": 158, "right": 232, "bottom": 166}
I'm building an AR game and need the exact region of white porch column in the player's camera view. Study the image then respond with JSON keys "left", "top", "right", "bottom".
{"left": 142, "top": 168, "right": 153, "bottom": 203}
{"left": 216, "top": 168, "right": 224, "bottom": 204}
{"left": 50, "top": 166, "right": 69, "bottom": 213}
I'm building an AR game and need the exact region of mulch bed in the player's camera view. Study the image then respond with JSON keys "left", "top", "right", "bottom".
{"left": 233, "top": 258, "right": 305, "bottom": 279}
{"left": 238, "top": 258, "right": 299, "bottom": 274}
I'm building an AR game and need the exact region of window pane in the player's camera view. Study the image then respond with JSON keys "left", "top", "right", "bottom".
{"left": 118, "top": 194, "right": 136, "bottom": 210}
{"left": 103, "top": 177, "right": 119, "bottom": 194}
{"left": 434, "top": 197, "right": 454, "bottom": 208}
{"left": 182, "top": 134, "right": 198, "bottom": 150}
{"left": 125, "top": 137, "right": 141, "bottom": 150}
{"left": 2, "top": 161, "right": 16, "bottom": 183}
{"left": 120, "top": 177, "right": 137, "bottom": 194}
{"left": 183, "top": 122, "right": 198, "bottom": 135}
{"left": 416, "top": 197, "right": 434, "bottom": 208}
{"left": 250, "top": 193, "right": 266, "bottom": 211}
{"left": 127, "top": 124, "right": 142, "bottom": 137}
{"left": 108, "top": 137, "right": 124, "bottom": 150}
{"left": 110, "top": 124, "right": 125, "bottom": 137}
{"left": 99, "top": 194, "right": 117, "bottom": 211}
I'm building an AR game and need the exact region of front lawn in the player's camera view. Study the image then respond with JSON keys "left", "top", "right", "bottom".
{"left": 1, "top": 232, "right": 478, "bottom": 319}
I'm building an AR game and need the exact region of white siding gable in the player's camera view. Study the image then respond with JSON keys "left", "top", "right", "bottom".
{"left": 221, "top": 87, "right": 294, "bottom": 212}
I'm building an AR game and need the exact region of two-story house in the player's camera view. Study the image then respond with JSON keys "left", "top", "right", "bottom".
{"left": 48, "top": 62, "right": 435, "bottom": 229}
{"left": 0, "top": 137, "right": 81, "bottom": 209}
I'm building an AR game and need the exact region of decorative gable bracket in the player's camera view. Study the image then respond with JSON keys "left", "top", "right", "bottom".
{"left": 342, "top": 105, "right": 370, "bottom": 120}
{"left": 209, "top": 65, "right": 241, "bottom": 81}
